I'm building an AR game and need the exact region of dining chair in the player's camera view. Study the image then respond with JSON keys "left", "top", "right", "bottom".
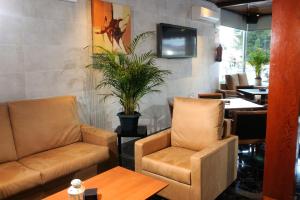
{"left": 232, "top": 110, "right": 267, "bottom": 145}
{"left": 198, "top": 92, "right": 223, "bottom": 99}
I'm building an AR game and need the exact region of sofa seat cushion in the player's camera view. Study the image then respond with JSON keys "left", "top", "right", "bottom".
{"left": 0, "top": 161, "right": 41, "bottom": 199}
{"left": 142, "top": 147, "right": 196, "bottom": 185}
{"left": 19, "top": 142, "right": 109, "bottom": 183}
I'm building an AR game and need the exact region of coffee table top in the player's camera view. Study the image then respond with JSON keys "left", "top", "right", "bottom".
{"left": 43, "top": 167, "right": 168, "bottom": 200}
{"left": 238, "top": 88, "right": 269, "bottom": 95}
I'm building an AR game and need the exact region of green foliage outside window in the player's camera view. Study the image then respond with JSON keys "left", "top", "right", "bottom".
{"left": 248, "top": 48, "right": 270, "bottom": 78}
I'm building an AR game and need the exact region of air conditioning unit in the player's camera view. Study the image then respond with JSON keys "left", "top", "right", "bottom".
{"left": 192, "top": 6, "right": 220, "bottom": 23}
{"left": 61, "top": 0, "right": 77, "bottom": 2}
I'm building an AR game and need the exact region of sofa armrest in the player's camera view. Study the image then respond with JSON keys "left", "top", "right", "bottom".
{"left": 190, "top": 135, "right": 238, "bottom": 200}
{"left": 223, "top": 119, "right": 232, "bottom": 138}
{"left": 135, "top": 129, "right": 171, "bottom": 172}
{"left": 81, "top": 124, "right": 118, "bottom": 167}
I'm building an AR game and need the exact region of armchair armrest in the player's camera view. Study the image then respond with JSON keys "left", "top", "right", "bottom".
{"left": 223, "top": 119, "right": 232, "bottom": 138}
{"left": 81, "top": 124, "right": 118, "bottom": 167}
{"left": 135, "top": 129, "right": 171, "bottom": 172}
{"left": 190, "top": 135, "right": 238, "bottom": 200}
{"left": 217, "top": 89, "right": 239, "bottom": 98}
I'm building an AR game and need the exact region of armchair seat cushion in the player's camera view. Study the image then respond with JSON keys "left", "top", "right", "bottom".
{"left": 142, "top": 147, "right": 196, "bottom": 185}
{"left": 19, "top": 142, "right": 109, "bottom": 183}
{"left": 0, "top": 161, "right": 41, "bottom": 199}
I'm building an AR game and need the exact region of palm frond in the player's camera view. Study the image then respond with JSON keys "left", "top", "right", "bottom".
{"left": 90, "top": 31, "right": 171, "bottom": 115}
{"left": 127, "top": 31, "right": 154, "bottom": 54}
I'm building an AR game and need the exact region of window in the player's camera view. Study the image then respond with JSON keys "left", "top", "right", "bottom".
{"left": 245, "top": 30, "right": 271, "bottom": 85}
{"left": 219, "top": 26, "right": 271, "bottom": 85}
{"left": 219, "top": 26, "right": 245, "bottom": 83}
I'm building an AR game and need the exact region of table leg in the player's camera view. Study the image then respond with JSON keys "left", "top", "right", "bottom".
{"left": 261, "top": 95, "right": 267, "bottom": 105}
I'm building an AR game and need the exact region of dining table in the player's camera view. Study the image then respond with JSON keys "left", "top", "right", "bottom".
{"left": 222, "top": 98, "right": 264, "bottom": 110}
{"left": 237, "top": 88, "right": 269, "bottom": 104}
{"left": 168, "top": 97, "right": 264, "bottom": 111}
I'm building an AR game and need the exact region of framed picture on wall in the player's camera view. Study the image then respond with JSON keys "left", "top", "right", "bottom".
{"left": 92, "top": 0, "right": 131, "bottom": 54}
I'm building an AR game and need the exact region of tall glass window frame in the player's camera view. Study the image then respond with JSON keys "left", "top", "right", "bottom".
{"left": 219, "top": 25, "right": 271, "bottom": 85}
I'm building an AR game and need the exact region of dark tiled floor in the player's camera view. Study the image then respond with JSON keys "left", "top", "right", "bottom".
{"left": 295, "top": 117, "right": 300, "bottom": 199}
{"left": 295, "top": 157, "right": 300, "bottom": 199}
{"left": 120, "top": 140, "right": 265, "bottom": 200}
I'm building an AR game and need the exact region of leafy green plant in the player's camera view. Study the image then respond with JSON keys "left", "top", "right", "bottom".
{"left": 90, "top": 31, "right": 171, "bottom": 115}
{"left": 248, "top": 48, "right": 270, "bottom": 78}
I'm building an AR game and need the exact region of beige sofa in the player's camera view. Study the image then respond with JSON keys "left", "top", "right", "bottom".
{"left": 135, "top": 97, "right": 238, "bottom": 200}
{"left": 0, "top": 96, "right": 118, "bottom": 199}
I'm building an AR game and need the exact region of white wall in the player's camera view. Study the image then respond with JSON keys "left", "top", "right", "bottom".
{"left": 221, "top": 9, "right": 246, "bottom": 30}
{"left": 0, "top": 0, "right": 220, "bottom": 133}
{"left": 221, "top": 9, "right": 272, "bottom": 31}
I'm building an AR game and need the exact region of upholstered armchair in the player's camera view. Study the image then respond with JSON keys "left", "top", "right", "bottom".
{"left": 218, "top": 73, "right": 254, "bottom": 98}
{"left": 135, "top": 97, "right": 238, "bottom": 200}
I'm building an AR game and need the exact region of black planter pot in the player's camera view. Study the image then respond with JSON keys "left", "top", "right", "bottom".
{"left": 117, "top": 112, "right": 141, "bottom": 134}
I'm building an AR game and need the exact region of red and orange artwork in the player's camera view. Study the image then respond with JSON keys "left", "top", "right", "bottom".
{"left": 92, "top": 0, "right": 131, "bottom": 53}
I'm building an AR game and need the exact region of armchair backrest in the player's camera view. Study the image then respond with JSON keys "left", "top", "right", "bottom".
{"left": 238, "top": 73, "right": 249, "bottom": 86}
{"left": 171, "top": 97, "right": 225, "bottom": 151}
{"left": 225, "top": 73, "right": 249, "bottom": 90}
{"left": 225, "top": 74, "right": 239, "bottom": 90}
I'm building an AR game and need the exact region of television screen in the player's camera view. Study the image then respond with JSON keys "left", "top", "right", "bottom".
{"left": 157, "top": 23, "right": 197, "bottom": 58}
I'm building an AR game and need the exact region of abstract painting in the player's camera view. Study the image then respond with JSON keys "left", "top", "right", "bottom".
{"left": 92, "top": 0, "right": 131, "bottom": 54}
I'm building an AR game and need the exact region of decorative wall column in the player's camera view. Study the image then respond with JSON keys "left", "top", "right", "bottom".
{"left": 263, "top": 0, "right": 300, "bottom": 199}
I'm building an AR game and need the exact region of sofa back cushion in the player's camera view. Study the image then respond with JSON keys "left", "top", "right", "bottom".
{"left": 225, "top": 74, "right": 239, "bottom": 90}
{"left": 171, "top": 97, "right": 224, "bottom": 151}
{"left": 0, "top": 104, "right": 17, "bottom": 163}
{"left": 9, "top": 96, "right": 81, "bottom": 158}
{"left": 238, "top": 73, "right": 249, "bottom": 86}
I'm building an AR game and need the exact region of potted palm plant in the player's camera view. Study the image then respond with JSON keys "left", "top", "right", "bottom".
{"left": 248, "top": 48, "right": 270, "bottom": 86}
{"left": 91, "top": 32, "right": 170, "bottom": 133}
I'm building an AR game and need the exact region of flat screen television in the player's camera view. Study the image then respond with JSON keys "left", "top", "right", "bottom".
{"left": 157, "top": 23, "right": 197, "bottom": 58}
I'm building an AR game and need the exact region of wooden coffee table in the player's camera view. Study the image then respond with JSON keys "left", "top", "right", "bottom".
{"left": 43, "top": 167, "right": 167, "bottom": 200}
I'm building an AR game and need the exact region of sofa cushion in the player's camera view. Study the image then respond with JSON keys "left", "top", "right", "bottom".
{"left": 238, "top": 73, "right": 249, "bottom": 86}
{"left": 171, "top": 97, "right": 224, "bottom": 151}
{"left": 0, "top": 161, "right": 41, "bottom": 199}
{"left": 142, "top": 147, "right": 196, "bottom": 185}
{"left": 0, "top": 104, "right": 17, "bottom": 163}
{"left": 225, "top": 74, "right": 239, "bottom": 90}
{"left": 8, "top": 96, "right": 82, "bottom": 158}
{"left": 19, "top": 142, "right": 109, "bottom": 183}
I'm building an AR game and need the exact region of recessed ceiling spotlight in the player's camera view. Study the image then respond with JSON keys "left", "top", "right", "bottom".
{"left": 257, "top": 14, "right": 260, "bottom": 17}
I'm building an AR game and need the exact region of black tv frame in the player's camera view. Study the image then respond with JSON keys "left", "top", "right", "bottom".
{"left": 157, "top": 23, "right": 197, "bottom": 59}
